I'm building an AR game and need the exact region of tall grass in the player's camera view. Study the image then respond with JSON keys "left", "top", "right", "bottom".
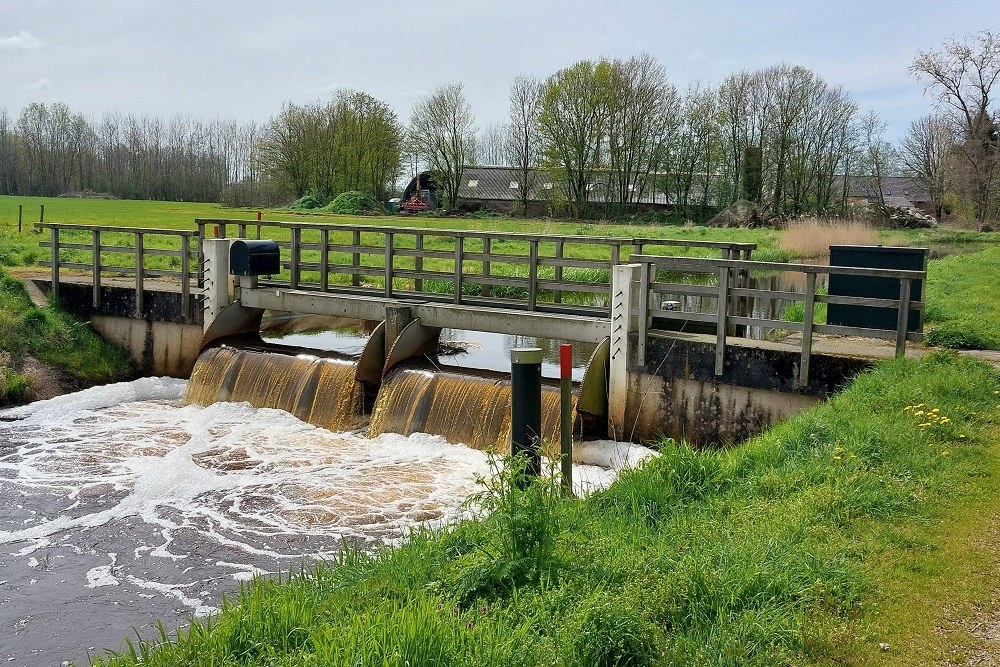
{"left": 0, "top": 270, "right": 134, "bottom": 401}
{"left": 92, "top": 353, "right": 1000, "bottom": 666}
{"left": 779, "top": 218, "right": 879, "bottom": 259}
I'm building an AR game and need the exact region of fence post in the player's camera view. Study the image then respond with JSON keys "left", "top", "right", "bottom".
{"left": 896, "top": 278, "right": 912, "bottom": 357}
{"left": 414, "top": 234, "right": 424, "bottom": 293}
{"left": 39, "top": 204, "right": 44, "bottom": 223}
{"left": 320, "top": 228, "right": 329, "bottom": 291}
{"left": 715, "top": 266, "right": 730, "bottom": 376}
{"left": 798, "top": 272, "right": 817, "bottom": 388}
{"left": 134, "top": 232, "right": 144, "bottom": 317}
{"left": 91, "top": 229, "right": 102, "bottom": 309}
{"left": 637, "top": 261, "right": 650, "bottom": 366}
{"left": 181, "top": 234, "right": 191, "bottom": 321}
{"left": 554, "top": 240, "right": 564, "bottom": 304}
{"left": 290, "top": 226, "right": 301, "bottom": 289}
{"left": 18, "top": 204, "right": 22, "bottom": 233}
{"left": 352, "top": 229, "right": 361, "bottom": 287}
{"left": 453, "top": 236, "right": 464, "bottom": 304}
{"left": 50, "top": 227, "right": 60, "bottom": 304}
{"left": 384, "top": 232, "right": 394, "bottom": 297}
{"left": 482, "top": 236, "right": 491, "bottom": 297}
{"left": 528, "top": 240, "right": 538, "bottom": 310}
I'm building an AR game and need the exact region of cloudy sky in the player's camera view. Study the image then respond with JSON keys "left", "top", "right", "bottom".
{"left": 1, "top": 1, "right": 995, "bottom": 141}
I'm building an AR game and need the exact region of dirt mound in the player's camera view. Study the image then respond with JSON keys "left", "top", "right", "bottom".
{"left": 706, "top": 200, "right": 763, "bottom": 228}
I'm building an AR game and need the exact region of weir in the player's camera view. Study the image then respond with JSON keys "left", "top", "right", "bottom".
{"left": 33, "top": 219, "right": 928, "bottom": 447}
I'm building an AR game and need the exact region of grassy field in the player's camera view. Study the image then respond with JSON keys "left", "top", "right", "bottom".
{"left": 86, "top": 352, "right": 1000, "bottom": 666}
{"left": 0, "top": 268, "right": 134, "bottom": 403}
{"left": 923, "top": 244, "right": 1000, "bottom": 350}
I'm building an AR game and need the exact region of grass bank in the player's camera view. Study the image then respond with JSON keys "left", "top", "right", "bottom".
{"left": 923, "top": 244, "right": 1000, "bottom": 350}
{"left": 92, "top": 352, "right": 1000, "bottom": 666}
{"left": 0, "top": 268, "right": 134, "bottom": 404}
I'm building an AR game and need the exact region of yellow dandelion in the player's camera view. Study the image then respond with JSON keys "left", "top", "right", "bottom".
{"left": 959, "top": 434, "right": 967, "bottom": 439}
{"left": 833, "top": 455, "right": 842, "bottom": 461}
{"left": 931, "top": 408, "right": 940, "bottom": 413}
{"left": 918, "top": 422, "right": 932, "bottom": 428}
{"left": 941, "top": 450, "right": 951, "bottom": 457}
{"left": 914, "top": 410, "right": 925, "bottom": 417}
{"left": 903, "top": 406, "right": 913, "bottom": 411}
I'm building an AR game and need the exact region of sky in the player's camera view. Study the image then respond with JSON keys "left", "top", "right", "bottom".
{"left": 0, "top": 1, "right": 996, "bottom": 142}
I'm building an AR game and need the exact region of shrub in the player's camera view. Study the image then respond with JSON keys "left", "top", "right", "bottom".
{"left": 289, "top": 189, "right": 330, "bottom": 210}
{"left": 325, "top": 191, "right": 384, "bottom": 215}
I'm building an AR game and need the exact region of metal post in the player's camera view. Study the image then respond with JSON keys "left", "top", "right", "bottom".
{"left": 454, "top": 236, "right": 464, "bottom": 304}
{"left": 414, "top": 234, "right": 424, "bottom": 293}
{"left": 352, "top": 229, "right": 361, "bottom": 287}
{"left": 896, "top": 278, "right": 912, "bottom": 357}
{"left": 384, "top": 232, "right": 394, "bottom": 297}
{"left": 715, "top": 266, "right": 730, "bottom": 376}
{"left": 559, "top": 343, "right": 573, "bottom": 496}
{"left": 290, "top": 226, "right": 300, "bottom": 289}
{"left": 798, "top": 272, "right": 817, "bottom": 388}
{"left": 482, "top": 236, "right": 491, "bottom": 298}
{"left": 18, "top": 205, "right": 22, "bottom": 233}
{"left": 50, "top": 227, "right": 60, "bottom": 303}
{"left": 180, "top": 235, "right": 191, "bottom": 321}
{"left": 528, "top": 240, "right": 538, "bottom": 310}
{"left": 510, "top": 347, "right": 543, "bottom": 482}
{"left": 320, "top": 228, "right": 329, "bottom": 291}
{"left": 554, "top": 240, "right": 564, "bottom": 304}
{"left": 134, "top": 232, "right": 144, "bottom": 317}
{"left": 39, "top": 204, "right": 44, "bottom": 223}
{"left": 91, "top": 229, "right": 101, "bottom": 309}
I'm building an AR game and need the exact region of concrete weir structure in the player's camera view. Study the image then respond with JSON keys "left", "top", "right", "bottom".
{"left": 34, "top": 220, "right": 927, "bottom": 447}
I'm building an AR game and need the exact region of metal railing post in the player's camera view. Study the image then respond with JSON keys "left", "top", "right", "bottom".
{"left": 528, "top": 240, "right": 539, "bottom": 310}
{"left": 715, "top": 266, "right": 730, "bottom": 376}
{"left": 352, "top": 229, "right": 361, "bottom": 287}
{"left": 384, "top": 232, "right": 394, "bottom": 297}
{"left": 798, "top": 272, "right": 817, "bottom": 388}
{"left": 554, "top": 240, "right": 564, "bottom": 304}
{"left": 181, "top": 234, "right": 191, "bottom": 321}
{"left": 290, "top": 226, "right": 301, "bottom": 289}
{"left": 414, "top": 233, "right": 424, "bottom": 293}
{"left": 91, "top": 229, "right": 101, "bottom": 309}
{"left": 320, "top": 228, "right": 329, "bottom": 291}
{"left": 453, "top": 236, "right": 464, "bottom": 304}
{"left": 50, "top": 227, "right": 60, "bottom": 303}
{"left": 134, "top": 232, "right": 144, "bottom": 317}
{"left": 896, "top": 278, "right": 912, "bottom": 357}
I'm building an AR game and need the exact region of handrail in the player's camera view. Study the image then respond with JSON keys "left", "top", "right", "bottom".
{"left": 632, "top": 254, "right": 926, "bottom": 386}
{"left": 35, "top": 222, "right": 198, "bottom": 319}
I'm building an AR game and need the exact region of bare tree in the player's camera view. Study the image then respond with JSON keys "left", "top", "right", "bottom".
{"left": 605, "top": 53, "right": 679, "bottom": 213}
{"left": 900, "top": 113, "right": 956, "bottom": 220}
{"left": 538, "top": 59, "right": 613, "bottom": 217}
{"left": 505, "top": 75, "right": 543, "bottom": 215}
{"left": 474, "top": 122, "right": 507, "bottom": 166}
{"left": 912, "top": 31, "right": 1000, "bottom": 228}
{"left": 858, "top": 110, "right": 898, "bottom": 215}
{"left": 409, "top": 83, "right": 476, "bottom": 209}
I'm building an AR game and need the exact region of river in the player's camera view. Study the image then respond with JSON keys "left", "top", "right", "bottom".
{"left": 0, "top": 378, "right": 649, "bottom": 666}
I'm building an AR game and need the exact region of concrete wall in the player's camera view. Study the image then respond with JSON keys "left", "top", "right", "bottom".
{"left": 625, "top": 332, "right": 874, "bottom": 445}
{"left": 90, "top": 316, "right": 204, "bottom": 378}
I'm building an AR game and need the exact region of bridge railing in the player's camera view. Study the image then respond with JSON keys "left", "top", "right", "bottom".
{"left": 196, "top": 218, "right": 755, "bottom": 316}
{"left": 631, "top": 254, "right": 926, "bottom": 386}
{"left": 36, "top": 223, "right": 199, "bottom": 316}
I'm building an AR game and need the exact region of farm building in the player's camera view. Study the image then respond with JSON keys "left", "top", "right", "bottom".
{"left": 400, "top": 167, "right": 935, "bottom": 218}
{"left": 400, "top": 166, "right": 675, "bottom": 216}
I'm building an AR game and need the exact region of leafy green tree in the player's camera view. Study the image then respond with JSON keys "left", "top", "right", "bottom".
{"left": 409, "top": 83, "right": 476, "bottom": 209}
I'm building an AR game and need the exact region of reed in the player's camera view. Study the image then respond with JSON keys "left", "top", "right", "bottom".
{"left": 779, "top": 218, "right": 879, "bottom": 259}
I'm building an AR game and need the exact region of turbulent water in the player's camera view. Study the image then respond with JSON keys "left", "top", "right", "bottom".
{"left": 0, "top": 379, "right": 652, "bottom": 667}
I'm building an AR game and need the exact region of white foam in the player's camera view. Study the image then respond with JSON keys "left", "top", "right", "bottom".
{"left": 0, "top": 377, "right": 186, "bottom": 424}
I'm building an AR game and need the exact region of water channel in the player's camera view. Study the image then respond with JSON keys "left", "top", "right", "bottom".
{"left": 0, "top": 368, "right": 649, "bottom": 665}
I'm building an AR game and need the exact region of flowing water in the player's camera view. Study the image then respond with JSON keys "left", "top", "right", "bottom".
{"left": 0, "top": 379, "right": 651, "bottom": 666}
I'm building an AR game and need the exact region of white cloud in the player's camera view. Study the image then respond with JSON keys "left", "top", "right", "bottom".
{"left": 0, "top": 30, "right": 42, "bottom": 49}
{"left": 29, "top": 78, "right": 50, "bottom": 90}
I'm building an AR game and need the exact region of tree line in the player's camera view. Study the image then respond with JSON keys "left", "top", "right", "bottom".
{"left": 0, "top": 30, "right": 995, "bottom": 227}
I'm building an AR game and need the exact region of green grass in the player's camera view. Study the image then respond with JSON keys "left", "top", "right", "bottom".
{"left": 90, "top": 353, "right": 1000, "bottom": 666}
{"left": 0, "top": 269, "right": 134, "bottom": 402}
{"left": 923, "top": 244, "right": 1000, "bottom": 350}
